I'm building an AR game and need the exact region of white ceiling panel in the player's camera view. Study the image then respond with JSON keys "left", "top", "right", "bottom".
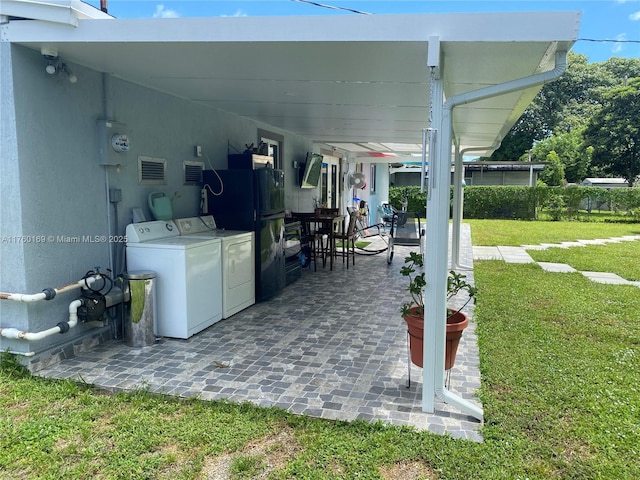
{"left": 4, "top": 9, "right": 580, "bottom": 157}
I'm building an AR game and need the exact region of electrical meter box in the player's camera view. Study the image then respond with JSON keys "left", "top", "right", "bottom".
{"left": 97, "top": 120, "right": 128, "bottom": 165}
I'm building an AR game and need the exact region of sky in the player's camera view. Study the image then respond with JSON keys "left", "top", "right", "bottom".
{"left": 84, "top": 0, "right": 640, "bottom": 63}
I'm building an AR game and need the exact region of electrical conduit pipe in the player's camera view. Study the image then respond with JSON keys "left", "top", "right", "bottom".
{"left": 424, "top": 51, "right": 568, "bottom": 421}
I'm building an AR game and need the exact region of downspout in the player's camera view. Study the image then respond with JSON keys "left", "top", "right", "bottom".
{"left": 424, "top": 51, "right": 567, "bottom": 421}
{"left": 451, "top": 140, "right": 501, "bottom": 270}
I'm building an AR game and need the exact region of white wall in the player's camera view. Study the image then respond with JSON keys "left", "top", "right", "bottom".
{"left": 0, "top": 44, "right": 315, "bottom": 361}
{"left": 366, "top": 163, "right": 390, "bottom": 224}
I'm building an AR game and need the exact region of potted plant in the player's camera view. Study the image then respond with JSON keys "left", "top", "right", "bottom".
{"left": 400, "top": 251, "right": 477, "bottom": 370}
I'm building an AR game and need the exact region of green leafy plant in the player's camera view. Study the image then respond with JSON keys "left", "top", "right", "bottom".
{"left": 400, "top": 251, "right": 477, "bottom": 317}
{"left": 0, "top": 350, "right": 30, "bottom": 378}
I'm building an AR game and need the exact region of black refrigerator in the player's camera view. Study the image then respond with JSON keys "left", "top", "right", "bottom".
{"left": 203, "top": 167, "right": 286, "bottom": 302}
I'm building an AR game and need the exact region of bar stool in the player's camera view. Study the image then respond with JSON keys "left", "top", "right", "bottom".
{"left": 333, "top": 211, "right": 358, "bottom": 269}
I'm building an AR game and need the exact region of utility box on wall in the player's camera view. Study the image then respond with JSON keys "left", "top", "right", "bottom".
{"left": 97, "top": 120, "right": 128, "bottom": 166}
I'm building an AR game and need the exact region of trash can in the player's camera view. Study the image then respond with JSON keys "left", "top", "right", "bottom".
{"left": 123, "top": 271, "right": 157, "bottom": 347}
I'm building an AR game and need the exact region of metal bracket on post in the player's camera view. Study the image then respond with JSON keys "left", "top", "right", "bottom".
{"left": 427, "top": 35, "right": 440, "bottom": 72}
{"left": 424, "top": 35, "right": 440, "bottom": 200}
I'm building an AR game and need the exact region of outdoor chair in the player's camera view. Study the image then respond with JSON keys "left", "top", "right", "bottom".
{"left": 333, "top": 211, "right": 358, "bottom": 269}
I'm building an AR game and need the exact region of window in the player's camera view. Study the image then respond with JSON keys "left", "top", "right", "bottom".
{"left": 258, "top": 129, "right": 283, "bottom": 170}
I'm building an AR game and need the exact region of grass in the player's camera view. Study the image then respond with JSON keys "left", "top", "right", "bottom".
{"left": 2, "top": 219, "right": 639, "bottom": 479}
{"left": 528, "top": 241, "right": 640, "bottom": 281}
{"left": 474, "top": 262, "right": 640, "bottom": 479}
{"left": 467, "top": 219, "right": 640, "bottom": 246}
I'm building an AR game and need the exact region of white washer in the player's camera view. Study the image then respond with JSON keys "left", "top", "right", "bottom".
{"left": 174, "top": 216, "right": 255, "bottom": 319}
{"left": 125, "top": 220, "right": 222, "bottom": 339}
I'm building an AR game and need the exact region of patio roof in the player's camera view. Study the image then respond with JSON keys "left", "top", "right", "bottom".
{"left": 2, "top": 5, "right": 580, "bottom": 157}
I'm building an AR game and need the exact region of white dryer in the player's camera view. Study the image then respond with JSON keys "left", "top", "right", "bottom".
{"left": 174, "top": 216, "right": 255, "bottom": 319}
{"left": 125, "top": 220, "right": 222, "bottom": 339}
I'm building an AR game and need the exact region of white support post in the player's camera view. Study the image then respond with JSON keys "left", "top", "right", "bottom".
{"left": 422, "top": 64, "right": 446, "bottom": 413}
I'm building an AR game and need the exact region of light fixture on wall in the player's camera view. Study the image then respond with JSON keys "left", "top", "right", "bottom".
{"left": 41, "top": 47, "right": 77, "bottom": 84}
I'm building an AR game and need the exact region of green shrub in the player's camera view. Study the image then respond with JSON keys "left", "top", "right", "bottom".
{"left": 388, "top": 186, "right": 427, "bottom": 214}
{"left": 461, "top": 186, "right": 538, "bottom": 220}
{"left": 388, "top": 185, "right": 640, "bottom": 221}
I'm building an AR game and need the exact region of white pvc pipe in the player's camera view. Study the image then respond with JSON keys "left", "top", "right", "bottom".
{"left": 5, "top": 350, "right": 36, "bottom": 357}
{"left": 423, "top": 51, "right": 568, "bottom": 421}
{"left": 420, "top": 128, "right": 428, "bottom": 192}
{"left": 0, "top": 275, "right": 101, "bottom": 302}
{"left": 0, "top": 299, "right": 82, "bottom": 342}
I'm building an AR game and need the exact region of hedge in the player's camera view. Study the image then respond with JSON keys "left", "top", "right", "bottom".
{"left": 388, "top": 185, "right": 640, "bottom": 220}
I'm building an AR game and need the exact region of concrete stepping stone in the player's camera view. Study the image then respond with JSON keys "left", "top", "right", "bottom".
{"left": 497, "top": 246, "right": 535, "bottom": 263}
{"left": 472, "top": 246, "right": 501, "bottom": 260}
{"left": 577, "top": 239, "right": 608, "bottom": 245}
{"left": 521, "top": 244, "right": 548, "bottom": 250}
{"left": 580, "top": 271, "right": 633, "bottom": 285}
{"left": 538, "top": 262, "right": 577, "bottom": 273}
{"left": 560, "top": 241, "right": 586, "bottom": 247}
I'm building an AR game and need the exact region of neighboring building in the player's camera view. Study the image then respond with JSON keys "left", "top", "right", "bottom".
{"left": 464, "top": 162, "right": 545, "bottom": 186}
{"left": 581, "top": 178, "right": 630, "bottom": 189}
{"left": 389, "top": 161, "right": 545, "bottom": 187}
{"left": 580, "top": 177, "right": 632, "bottom": 212}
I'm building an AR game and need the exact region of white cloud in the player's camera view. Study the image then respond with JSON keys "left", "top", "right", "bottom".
{"left": 630, "top": 11, "right": 640, "bottom": 20}
{"left": 153, "top": 4, "right": 180, "bottom": 18}
{"left": 612, "top": 33, "right": 627, "bottom": 53}
{"left": 221, "top": 9, "right": 247, "bottom": 17}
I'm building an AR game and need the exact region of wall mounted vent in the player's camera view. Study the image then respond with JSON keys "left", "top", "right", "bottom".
{"left": 183, "top": 161, "right": 204, "bottom": 185}
{"left": 138, "top": 156, "right": 166, "bottom": 185}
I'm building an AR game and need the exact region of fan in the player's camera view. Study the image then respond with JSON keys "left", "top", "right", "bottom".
{"left": 348, "top": 172, "right": 367, "bottom": 189}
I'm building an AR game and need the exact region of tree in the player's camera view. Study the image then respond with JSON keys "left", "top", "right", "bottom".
{"left": 486, "top": 53, "right": 635, "bottom": 161}
{"left": 583, "top": 78, "right": 640, "bottom": 187}
{"left": 602, "top": 58, "right": 640, "bottom": 83}
{"left": 538, "top": 151, "right": 565, "bottom": 186}
{"left": 531, "top": 129, "right": 588, "bottom": 183}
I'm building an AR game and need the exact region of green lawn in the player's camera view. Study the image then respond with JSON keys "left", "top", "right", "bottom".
{"left": 474, "top": 262, "right": 640, "bottom": 479}
{"left": 467, "top": 219, "right": 640, "bottom": 246}
{"left": 2, "top": 220, "right": 639, "bottom": 479}
{"left": 529, "top": 241, "right": 640, "bottom": 281}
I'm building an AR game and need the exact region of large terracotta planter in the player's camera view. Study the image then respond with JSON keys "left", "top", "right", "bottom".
{"left": 403, "top": 306, "right": 469, "bottom": 370}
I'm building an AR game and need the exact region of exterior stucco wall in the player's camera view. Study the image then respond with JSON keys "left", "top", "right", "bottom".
{"left": 2, "top": 44, "right": 108, "bottom": 357}
{"left": 0, "top": 42, "right": 29, "bottom": 346}
{"left": 366, "top": 163, "right": 390, "bottom": 224}
{"left": 1, "top": 44, "right": 314, "bottom": 363}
